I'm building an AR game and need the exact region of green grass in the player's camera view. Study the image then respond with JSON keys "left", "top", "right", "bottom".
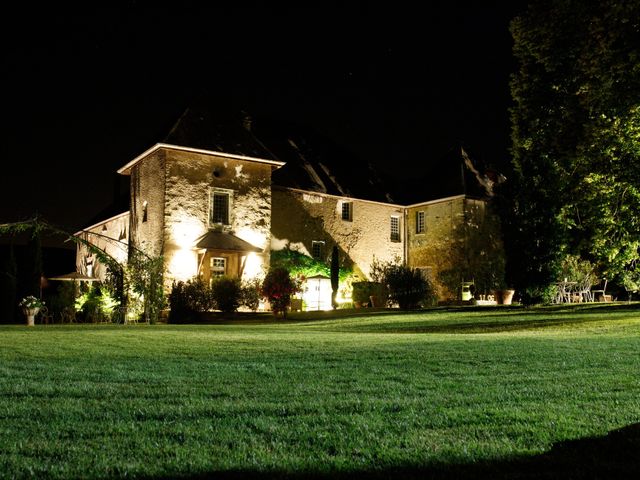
{"left": 1, "top": 304, "right": 639, "bottom": 479}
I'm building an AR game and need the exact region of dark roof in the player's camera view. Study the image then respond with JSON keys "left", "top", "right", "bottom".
{"left": 394, "top": 146, "right": 503, "bottom": 204}
{"left": 195, "top": 231, "right": 263, "bottom": 252}
{"left": 260, "top": 121, "right": 396, "bottom": 204}
{"left": 162, "top": 107, "right": 502, "bottom": 206}
{"left": 164, "top": 107, "right": 278, "bottom": 161}
{"left": 163, "top": 108, "right": 396, "bottom": 204}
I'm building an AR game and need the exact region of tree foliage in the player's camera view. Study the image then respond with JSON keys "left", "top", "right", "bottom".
{"left": 125, "top": 250, "right": 165, "bottom": 324}
{"left": 506, "top": 0, "right": 640, "bottom": 302}
{"left": 330, "top": 246, "right": 339, "bottom": 309}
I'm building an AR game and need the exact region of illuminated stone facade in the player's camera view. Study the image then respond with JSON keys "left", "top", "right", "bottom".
{"left": 271, "top": 187, "right": 405, "bottom": 279}
{"left": 78, "top": 143, "right": 503, "bottom": 301}
{"left": 117, "top": 144, "right": 279, "bottom": 290}
{"left": 406, "top": 196, "right": 505, "bottom": 299}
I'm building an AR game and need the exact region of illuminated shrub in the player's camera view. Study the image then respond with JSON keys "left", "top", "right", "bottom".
{"left": 241, "top": 278, "right": 262, "bottom": 312}
{"left": 74, "top": 283, "right": 120, "bottom": 322}
{"left": 261, "top": 267, "right": 301, "bottom": 318}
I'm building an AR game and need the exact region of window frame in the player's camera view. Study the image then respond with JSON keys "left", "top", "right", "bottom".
{"left": 210, "top": 257, "right": 226, "bottom": 277}
{"left": 341, "top": 201, "right": 353, "bottom": 221}
{"left": 312, "top": 240, "right": 325, "bottom": 260}
{"left": 416, "top": 210, "right": 425, "bottom": 234}
{"left": 390, "top": 216, "right": 401, "bottom": 242}
{"left": 210, "top": 188, "right": 233, "bottom": 226}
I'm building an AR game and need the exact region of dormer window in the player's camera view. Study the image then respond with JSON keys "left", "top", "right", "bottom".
{"left": 341, "top": 201, "right": 352, "bottom": 221}
{"left": 210, "top": 189, "right": 232, "bottom": 225}
{"left": 416, "top": 211, "right": 425, "bottom": 234}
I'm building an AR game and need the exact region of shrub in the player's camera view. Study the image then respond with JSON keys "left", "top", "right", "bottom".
{"left": 211, "top": 276, "right": 242, "bottom": 313}
{"left": 370, "top": 258, "right": 436, "bottom": 309}
{"left": 385, "top": 264, "right": 435, "bottom": 309}
{"left": 73, "top": 283, "right": 120, "bottom": 322}
{"left": 261, "top": 267, "right": 301, "bottom": 318}
{"left": 241, "top": 278, "right": 262, "bottom": 311}
{"left": 168, "top": 278, "right": 213, "bottom": 323}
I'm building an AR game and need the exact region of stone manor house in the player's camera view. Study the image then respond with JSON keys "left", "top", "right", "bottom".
{"left": 77, "top": 108, "right": 504, "bottom": 304}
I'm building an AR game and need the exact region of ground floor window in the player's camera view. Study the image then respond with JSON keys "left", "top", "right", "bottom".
{"left": 210, "top": 257, "right": 226, "bottom": 276}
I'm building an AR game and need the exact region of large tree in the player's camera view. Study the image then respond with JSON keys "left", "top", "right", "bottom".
{"left": 506, "top": 0, "right": 640, "bottom": 302}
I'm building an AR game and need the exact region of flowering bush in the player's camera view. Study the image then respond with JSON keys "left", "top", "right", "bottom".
{"left": 261, "top": 267, "right": 301, "bottom": 318}
{"left": 19, "top": 295, "right": 45, "bottom": 310}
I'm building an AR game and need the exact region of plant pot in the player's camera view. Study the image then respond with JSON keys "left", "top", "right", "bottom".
{"left": 23, "top": 307, "right": 40, "bottom": 327}
{"left": 502, "top": 289, "right": 515, "bottom": 305}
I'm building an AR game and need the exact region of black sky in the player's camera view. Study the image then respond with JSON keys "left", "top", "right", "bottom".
{"left": 1, "top": 2, "right": 528, "bottom": 234}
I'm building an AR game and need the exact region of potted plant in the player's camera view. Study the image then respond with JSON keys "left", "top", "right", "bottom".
{"left": 19, "top": 295, "right": 45, "bottom": 326}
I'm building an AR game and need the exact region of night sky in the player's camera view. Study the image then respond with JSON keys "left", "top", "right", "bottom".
{"left": 2, "top": 2, "right": 528, "bottom": 235}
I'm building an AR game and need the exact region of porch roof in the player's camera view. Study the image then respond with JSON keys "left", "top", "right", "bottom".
{"left": 194, "top": 231, "right": 263, "bottom": 253}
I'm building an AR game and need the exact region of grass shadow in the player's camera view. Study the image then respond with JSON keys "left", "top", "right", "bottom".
{"left": 174, "top": 303, "right": 640, "bottom": 333}
{"left": 146, "top": 423, "right": 640, "bottom": 479}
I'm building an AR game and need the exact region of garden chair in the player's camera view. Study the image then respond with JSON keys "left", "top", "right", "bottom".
{"left": 576, "top": 276, "right": 594, "bottom": 303}
{"left": 37, "top": 306, "right": 53, "bottom": 324}
{"left": 60, "top": 306, "right": 76, "bottom": 323}
{"left": 591, "top": 279, "right": 609, "bottom": 302}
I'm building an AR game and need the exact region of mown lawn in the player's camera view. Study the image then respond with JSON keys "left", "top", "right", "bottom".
{"left": 1, "top": 304, "right": 639, "bottom": 479}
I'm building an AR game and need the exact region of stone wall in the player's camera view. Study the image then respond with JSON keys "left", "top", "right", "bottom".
{"left": 75, "top": 212, "right": 130, "bottom": 281}
{"left": 162, "top": 148, "right": 273, "bottom": 287}
{"left": 406, "top": 196, "right": 504, "bottom": 300}
{"left": 271, "top": 187, "right": 405, "bottom": 279}
{"left": 129, "top": 150, "right": 166, "bottom": 259}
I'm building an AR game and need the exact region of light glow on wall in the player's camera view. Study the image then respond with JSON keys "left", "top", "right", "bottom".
{"left": 168, "top": 248, "right": 197, "bottom": 281}
{"left": 242, "top": 252, "right": 265, "bottom": 281}
{"left": 236, "top": 227, "right": 267, "bottom": 250}
{"left": 171, "top": 216, "right": 205, "bottom": 249}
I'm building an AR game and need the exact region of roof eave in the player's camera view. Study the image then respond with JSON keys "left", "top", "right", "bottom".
{"left": 117, "top": 143, "right": 286, "bottom": 175}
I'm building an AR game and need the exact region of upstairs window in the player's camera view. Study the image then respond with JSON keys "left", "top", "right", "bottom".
{"left": 341, "top": 201, "right": 353, "bottom": 221}
{"left": 416, "top": 211, "right": 425, "bottom": 234}
{"left": 211, "top": 189, "right": 232, "bottom": 225}
{"left": 312, "top": 240, "right": 325, "bottom": 260}
{"left": 390, "top": 216, "right": 400, "bottom": 242}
